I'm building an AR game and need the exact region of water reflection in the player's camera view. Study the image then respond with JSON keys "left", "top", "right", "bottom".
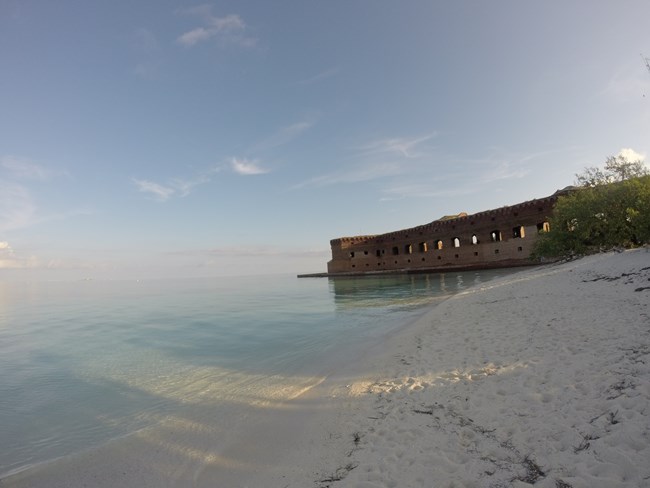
{"left": 329, "top": 268, "right": 518, "bottom": 311}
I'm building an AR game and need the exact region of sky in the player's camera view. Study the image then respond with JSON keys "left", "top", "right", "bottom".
{"left": 1, "top": 0, "right": 649, "bottom": 280}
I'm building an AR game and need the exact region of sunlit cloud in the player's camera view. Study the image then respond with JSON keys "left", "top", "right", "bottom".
{"left": 1, "top": 155, "right": 50, "bottom": 180}
{"left": 176, "top": 8, "right": 255, "bottom": 48}
{"left": 230, "top": 157, "right": 268, "bottom": 175}
{"left": 618, "top": 147, "right": 646, "bottom": 162}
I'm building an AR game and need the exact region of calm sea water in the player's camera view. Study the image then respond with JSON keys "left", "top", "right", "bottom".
{"left": 0, "top": 269, "right": 516, "bottom": 477}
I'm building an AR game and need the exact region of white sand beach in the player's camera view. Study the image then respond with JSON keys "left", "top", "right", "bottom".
{"left": 4, "top": 249, "right": 649, "bottom": 487}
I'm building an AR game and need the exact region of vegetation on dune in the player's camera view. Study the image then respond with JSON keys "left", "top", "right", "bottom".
{"left": 533, "top": 155, "right": 650, "bottom": 259}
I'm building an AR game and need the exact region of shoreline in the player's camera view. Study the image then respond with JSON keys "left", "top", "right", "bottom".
{"left": 246, "top": 249, "right": 650, "bottom": 487}
{"left": 4, "top": 250, "right": 649, "bottom": 487}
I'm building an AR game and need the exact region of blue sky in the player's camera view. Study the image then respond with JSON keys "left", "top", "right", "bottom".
{"left": 1, "top": 1, "right": 649, "bottom": 280}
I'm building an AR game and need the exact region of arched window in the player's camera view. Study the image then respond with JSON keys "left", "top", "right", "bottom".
{"left": 471, "top": 234, "right": 478, "bottom": 245}
{"left": 452, "top": 237, "right": 461, "bottom": 248}
{"left": 512, "top": 226, "right": 525, "bottom": 238}
{"left": 490, "top": 230, "right": 502, "bottom": 242}
{"left": 405, "top": 244, "right": 413, "bottom": 254}
{"left": 435, "top": 240, "right": 443, "bottom": 250}
{"left": 392, "top": 246, "right": 399, "bottom": 255}
{"left": 419, "top": 242, "right": 428, "bottom": 252}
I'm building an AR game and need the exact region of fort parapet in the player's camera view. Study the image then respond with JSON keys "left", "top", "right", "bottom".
{"left": 318, "top": 191, "right": 565, "bottom": 276}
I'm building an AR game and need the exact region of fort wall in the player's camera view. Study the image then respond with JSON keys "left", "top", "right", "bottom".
{"left": 326, "top": 193, "right": 559, "bottom": 275}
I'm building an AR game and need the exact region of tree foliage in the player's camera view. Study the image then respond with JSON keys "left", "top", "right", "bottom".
{"left": 533, "top": 155, "right": 650, "bottom": 259}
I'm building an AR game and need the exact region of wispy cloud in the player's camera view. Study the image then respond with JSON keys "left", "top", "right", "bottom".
{"left": 1, "top": 156, "right": 51, "bottom": 180}
{"left": 379, "top": 182, "right": 476, "bottom": 201}
{"left": 293, "top": 162, "right": 402, "bottom": 189}
{"left": 133, "top": 154, "right": 271, "bottom": 202}
{"left": 248, "top": 120, "right": 314, "bottom": 153}
{"left": 0, "top": 180, "right": 37, "bottom": 231}
{"left": 601, "top": 62, "right": 650, "bottom": 102}
{"left": 293, "top": 132, "right": 436, "bottom": 190}
{"left": 133, "top": 179, "right": 176, "bottom": 201}
{"left": 230, "top": 157, "right": 268, "bottom": 175}
{"left": 132, "top": 28, "right": 162, "bottom": 78}
{"left": 134, "top": 27, "right": 159, "bottom": 53}
{"left": 133, "top": 175, "right": 213, "bottom": 201}
{"left": 295, "top": 67, "right": 340, "bottom": 86}
{"left": 176, "top": 8, "right": 256, "bottom": 48}
{"left": 480, "top": 159, "right": 531, "bottom": 184}
{"left": 360, "top": 133, "right": 437, "bottom": 159}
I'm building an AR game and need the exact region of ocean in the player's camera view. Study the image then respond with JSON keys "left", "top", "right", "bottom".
{"left": 0, "top": 269, "right": 516, "bottom": 478}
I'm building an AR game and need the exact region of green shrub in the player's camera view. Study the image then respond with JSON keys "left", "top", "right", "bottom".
{"left": 532, "top": 156, "right": 650, "bottom": 259}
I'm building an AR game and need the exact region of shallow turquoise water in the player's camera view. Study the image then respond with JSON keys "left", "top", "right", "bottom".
{"left": 0, "top": 269, "right": 516, "bottom": 476}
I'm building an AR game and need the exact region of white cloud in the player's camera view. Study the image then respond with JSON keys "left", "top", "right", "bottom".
{"left": 1, "top": 156, "right": 50, "bottom": 180}
{"left": 230, "top": 157, "right": 268, "bottom": 175}
{"left": 177, "top": 27, "right": 212, "bottom": 46}
{"left": 618, "top": 148, "right": 646, "bottom": 162}
{"left": 177, "top": 9, "right": 255, "bottom": 48}
{"left": 133, "top": 179, "right": 176, "bottom": 201}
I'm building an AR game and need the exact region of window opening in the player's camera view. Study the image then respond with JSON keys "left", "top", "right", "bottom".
{"left": 490, "top": 230, "right": 502, "bottom": 242}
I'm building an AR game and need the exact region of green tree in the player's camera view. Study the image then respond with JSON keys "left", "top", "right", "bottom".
{"left": 533, "top": 155, "right": 650, "bottom": 259}
{"left": 575, "top": 154, "right": 648, "bottom": 186}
